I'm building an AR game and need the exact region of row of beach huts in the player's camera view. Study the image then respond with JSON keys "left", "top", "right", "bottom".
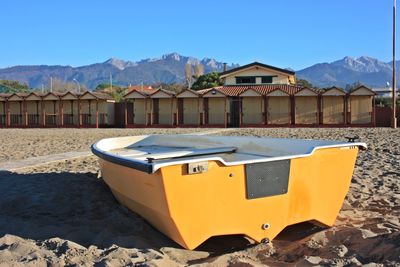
{"left": 0, "top": 91, "right": 115, "bottom": 128}
{"left": 122, "top": 85, "right": 375, "bottom": 127}
{"left": 0, "top": 85, "right": 375, "bottom": 128}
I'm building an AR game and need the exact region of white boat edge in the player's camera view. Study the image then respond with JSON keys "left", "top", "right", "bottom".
{"left": 91, "top": 135, "right": 367, "bottom": 174}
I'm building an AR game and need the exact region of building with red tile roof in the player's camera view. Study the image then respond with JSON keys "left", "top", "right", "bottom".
{"left": 197, "top": 84, "right": 304, "bottom": 97}
{"left": 119, "top": 62, "right": 376, "bottom": 128}
{"left": 125, "top": 85, "right": 156, "bottom": 96}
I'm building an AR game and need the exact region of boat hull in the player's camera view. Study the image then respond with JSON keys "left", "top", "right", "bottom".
{"left": 99, "top": 145, "right": 359, "bottom": 249}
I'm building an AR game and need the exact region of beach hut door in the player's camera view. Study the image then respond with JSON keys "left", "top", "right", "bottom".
{"left": 178, "top": 98, "right": 184, "bottom": 124}
{"left": 127, "top": 102, "right": 133, "bottom": 124}
{"left": 153, "top": 99, "right": 159, "bottom": 124}
{"left": 229, "top": 98, "right": 240, "bottom": 127}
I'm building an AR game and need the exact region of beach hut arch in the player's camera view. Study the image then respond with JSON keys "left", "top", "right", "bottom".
{"left": 125, "top": 90, "right": 147, "bottom": 99}
{"left": 322, "top": 86, "right": 345, "bottom": 96}
{"left": 7, "top": 93, "right": 24, "bottom": 101}
{"left": 25, "top": 92, "right": 41, "bottom": 101}
{"left": 79, "top": 91, "right": 98, "bottom": 100}
{"left": 62, "top": 91, "right": 79, "bottom": 100}
{"left": 266, "top": 88, "right": 291, "bottom": 125}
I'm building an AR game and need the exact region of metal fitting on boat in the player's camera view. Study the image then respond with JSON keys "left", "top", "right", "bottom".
{"left": 261, "top": 238, "right": 270, "bottom": 244}
{"left": 345, "top": 136, "right": 359, "bottom": 143}
{"left": 188, "top": 162, "right": 208, "bottom": 174}
{"left": 262, "top": 223, "right": 270, "bottom": 230}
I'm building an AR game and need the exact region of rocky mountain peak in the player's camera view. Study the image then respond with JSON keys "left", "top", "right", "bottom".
{"left": 201, "top": 58, "right": 218, "bottom": 68}
{"left": 161, "top": 52, "right": 181, "bottom": 61}
{"left": 297, "top": 55, "right": 397, "bottom": 87}
{"left": 104, "top": 58, "right": 136, "bottom": 70}
{"left": 331, "top": 56, "right": 390, "bottom": 73}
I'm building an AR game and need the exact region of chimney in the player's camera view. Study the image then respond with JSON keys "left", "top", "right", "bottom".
{"left": 223, "top": 63, "right": 227, "bottom": 72}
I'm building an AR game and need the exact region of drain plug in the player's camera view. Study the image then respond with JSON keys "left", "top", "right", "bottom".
{"left": 261, "top": 223, "right": 270, "bottom": 230}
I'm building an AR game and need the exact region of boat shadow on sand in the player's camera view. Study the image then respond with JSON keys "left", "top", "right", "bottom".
{"left": 0, "top": 170, "right": 324, "bottom": 255}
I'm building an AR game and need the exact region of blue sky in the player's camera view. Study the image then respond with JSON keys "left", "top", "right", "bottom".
{"left": 0, "top": 0, "right": 396, "bottom": 70}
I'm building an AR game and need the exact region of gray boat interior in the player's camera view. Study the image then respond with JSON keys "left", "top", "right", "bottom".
{"left": 91, "top": 135, "right": 367, "bottom": 173}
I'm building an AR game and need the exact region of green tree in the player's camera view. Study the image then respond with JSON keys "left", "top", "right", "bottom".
{"left": 193, "top": 63, "right": 204, "bottom": 79}
{"left": 345, "top": 81, "right": 363, "bottom": 92}
{"left": 50, "top": 78, "right": 82, "bottom": 93}
{"left": 191, "top": 72, "right": 224, "bottom": 90}
{"left": 94, "top": 83, "right": 126, "bottom": 102}
{"left": 296, "top": 79, "right": 314, "bottom": 88}
{"left": 109, "top": 88, "right": 126, "bottom": 102}
{"left": 151, "top": 83, "right": 186, "bottom": 93}
{"left": 375, "top": 96, "right": 400, "bottom": 107}
{"left": 95, "top": 83, "right": 112, "bottom": 91}
{"left": 0, "top": 80, "right": 30, "bottom": 93}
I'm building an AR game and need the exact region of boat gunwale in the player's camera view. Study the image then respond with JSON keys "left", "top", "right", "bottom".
{"left": 91, "top": 135, "right": 367, "bottom": 174}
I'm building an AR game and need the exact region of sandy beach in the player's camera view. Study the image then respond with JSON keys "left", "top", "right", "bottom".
{"left": 0, "top": 128, "right": 399, "bottom": 266}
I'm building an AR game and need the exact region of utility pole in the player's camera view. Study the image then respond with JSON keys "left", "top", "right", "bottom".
{"left": 73, "top": 78, "right": 81, "bottom": 93}
{"left": 110, "top": 73, "right": 113, "bottom": 91}
{"left": 50, "top": 77, "right": 53, "bottom": 93}
{"left": 393, "top": 0, "right": 398, "bottom": 128}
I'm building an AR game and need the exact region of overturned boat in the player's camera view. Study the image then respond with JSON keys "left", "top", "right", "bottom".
{"left": 91, "top": 134, "right": 366, "bottom": 249}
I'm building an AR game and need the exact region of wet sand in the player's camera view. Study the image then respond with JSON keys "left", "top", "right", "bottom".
{"left": 0, "top": 128, "right": 399, "bottom": 266}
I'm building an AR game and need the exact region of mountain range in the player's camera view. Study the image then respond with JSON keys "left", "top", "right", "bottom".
{"left": 296, "top": 56, "right": 397, "bottom": 88}
{"left": 0, "top": 53, "right": 239, "bottom": 89}
{"left": 0, "top": 53, "right": 397, "bottom": 89}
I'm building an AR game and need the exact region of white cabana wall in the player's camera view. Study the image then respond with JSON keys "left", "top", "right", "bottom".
{"left": 61, "top": 92, "right": 79, "bottom": 125}
{"left": 124, "top": 90, "right": 150, "bottom": 126}
{"left": 294, "top": 88, "right": 318, "bottom": 124}
{"left": 177, "top": 90, "right": 200, "bottom": 126}
{"left": 240, "top": 89, "right": 264, "bottom": 125}
{"left": 25, "top": 93, "right": 42, "bottom": 125}
{"left": 150, "top": 90, "right": 175, "bottom": 126}
{"left": 7, "top": 94, "right": 24, "bottom": 125}
{"left": 322, "top": 87, "right": 345, "bottom": 124}
{"left": 266, "top": 89, "right": 291, "bottom": 124}
{"left": 202, "top": 89, "right": 228, "bottom": 126}
{"left": 348, "top": 86, "right": 375, "bottom": 124}
{"left": 42, "top": 93, "right": 60, "bottom": 126}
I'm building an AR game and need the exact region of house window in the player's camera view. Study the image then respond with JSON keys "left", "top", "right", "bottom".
{"left": 236, "top": 76, "right": 256, "bottom": 84}
{"left": 261, "top": 76, "right": 274, "bottom": 83}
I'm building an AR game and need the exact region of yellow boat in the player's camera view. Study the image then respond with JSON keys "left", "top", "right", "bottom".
{"left": 91, "top": 135, "right": 366, "bottom": 250}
